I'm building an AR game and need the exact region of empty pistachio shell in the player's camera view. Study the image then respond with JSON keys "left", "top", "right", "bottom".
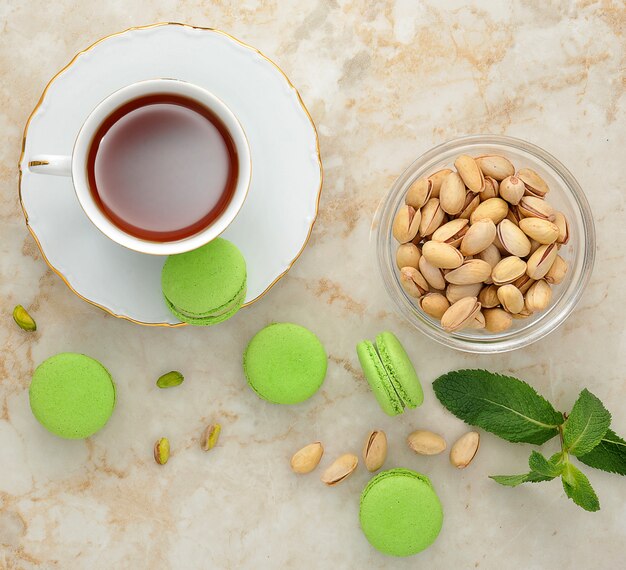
{"left": 450, "top": 431, "right": 480, "bottom": 468}
{"left": 475, "top": 155, "right": 515, "bottom": 181}
{"left": 484, "top": 307, "right": 513, "bottom": 332}
{"left": 497, "top": 284, "right": 525, "bottom": 314}
{"left": 554, "top": 212, "right": 570, "bottom": 245}
{"left": 445, "top": 259, "right": 492, "bottom": 285}
{"left": 321, "top": 453, "right": 358, "bottom": 486}
{"left": 440, "top": 172, "right": 467, "bottom": 215}
{"left": 432, "top": 218, "right": 469, "bottom": 247}
{"left": 460, "top": 218, "right": 497, "bottom": 256}
{"left": 428, "top": 168, "right": 453, "bottom": 198}
{"left": 291, "top": 442, "right": 324, "bottom": 474}
{"left": 517, "top": 168, "right": 549, "bottom": 197}
{"left": 406, "top": 178, "right": 433, "bottom": 209}
{"left": 407, "top": 430, "right": 447, "bottom": 455}
{"left": 419, "top": 256, "right": 447, "bottom": 290}
{"left": 480, "top": 177, "right": 499, "bottom": 201}
{"left": 419, "top": 198, "right": 446, "bottom": 237}
{"left": 392, "top": 205, "right": 421, "bottom": 243}
{"left": 497, "top": 219, "right": 532, "bottom": 257}
{"left": 400, "top": 267, "right": 430, "bottom": 298}
{"left": 470, "top": 198, "right": 509, "bottom": 225}
{"left": 526, "top": 243, "right": 558, "bottom": 280}
{"left": 454, "top": 154, "right": 485, "bottom": 193}
{"left": 545, "top": 255, "right": 568, "bottom": 285}
{"left": 468, "top": 310, "right": 486, "bottom": 329}
{"left": 420, "top": 293, "right": 450, "bottom": 319}
{"left": 396, "top": 243, "right": 421, "bottom": 269}
{"left": 512, "top": 274, "right": 536, "bottom": 295}
{"left": 201, "top": 424, "right": 222, "bottom": 451}
{"left": 525, "top": 279, "right": 552, "bottom": 312}
{"left": 422, "top": 241, "right": 464, "bottom": 269}
{"left": 154, "top": 437, "right": 170, "bottom": 465}
{"left": 13, "top": 305, "right": 36, "bottom": 332}
{"left": 458, "top": 192, "right": 481, "bottom": 220}
{"left": 156, "top": 371, "right": 184, "bottom": 388}
{"left": 363, "top": 431, "right": 388, "bottom": 472}
{"left": 478, "top": 284, "right": 500, "bottom": 308}
{"left": 441, "top": 296, "right": 482, "bottom": 332}
{"left": 446, "top": 283, "right": 482, "bottom": 305}
{"left": 499, "top": 175, "right": 526, "bottom": 205}
{"left": 518, "top": 217, "right": 559, "bottom": 244}
{"left": 518, "top": 196, "right": 556, "bottom": 221}
{"left": 491, "top": 256, "right": 527, "bottom": 286}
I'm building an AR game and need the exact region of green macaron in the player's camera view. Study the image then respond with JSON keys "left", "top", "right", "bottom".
{"left": 360, "top": 468, "right": 443, "bottom": 557}
{"left": 29, "top": 353, "right": 116, "bottom": 439}
{"left": 356, "top": 331, "right": 423, "bottom": 416}
{"left": 161, "top": 238, "right": 247, "bottom": 326}
{"left": 243, "top": 323, "right": 327, "bottom": 404}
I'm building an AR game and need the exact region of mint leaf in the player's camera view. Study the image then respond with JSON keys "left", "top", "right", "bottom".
{"left": 528, "top": 451, "right": 564, "bottom": 477}
{"left": 561, "top": 463, "right": 600, "bottom": 512}
{"left": 490, "top": 471, "right": 552, "bottom": 487}
{"left": 563, "top": 389, "right": 611, "bottom": 456}
{"left": 578, "top": 429, "right": 626, "bottom": 475}
{"left": 433, "top": 369, "right": 564, "bottom": 444}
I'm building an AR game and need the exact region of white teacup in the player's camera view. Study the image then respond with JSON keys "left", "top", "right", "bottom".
{"left": 28, "top": 79, "right": 251, "bottom": 255}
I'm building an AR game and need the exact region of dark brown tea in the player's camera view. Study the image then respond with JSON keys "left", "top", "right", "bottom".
{"left": 87, "top": 94, "right": 238, "bottom": 242}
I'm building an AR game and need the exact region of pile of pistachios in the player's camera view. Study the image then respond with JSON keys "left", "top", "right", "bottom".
{"left": 393, "top": 154, "right": 569, "bottom": 333}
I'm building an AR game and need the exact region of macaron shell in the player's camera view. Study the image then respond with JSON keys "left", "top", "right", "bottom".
{"left": 356, "top": 341, "right": 403, "bottom": 416}
{"left": 360, "top": 468, "right": 443, "bottom": 557}
{"left": 376, "top": 332, "right": 423, "bottom": 409}
{"left": 29, "top": 353, "right": 116, "bottom": 439}
{"left": 244, "top": 323, "right": 327, "bottom": 404}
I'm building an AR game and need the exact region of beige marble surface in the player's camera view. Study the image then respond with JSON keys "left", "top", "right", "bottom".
{"left": 1, "top": 1, "right": 625, "bottom": 568}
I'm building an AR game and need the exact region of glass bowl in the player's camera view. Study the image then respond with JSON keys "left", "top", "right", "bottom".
{"left": 376, "top": 135, "right": 595, "bottom": 353}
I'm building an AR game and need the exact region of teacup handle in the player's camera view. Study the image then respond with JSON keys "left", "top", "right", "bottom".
{"left": 28, "top": 155, "right": 72, "bottom": 177}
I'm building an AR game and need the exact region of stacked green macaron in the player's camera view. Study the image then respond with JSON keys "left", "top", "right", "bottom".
{"left": 357, "top": 331, "right": 423, "bottom": 416}
{"left": 29, "top": 353, "right": 116, "bottom": 439}
{"left": 360, "top": 468, "right": 443, "bottom": 557}
{"left": 161, "top": 238, "right": 247, "bottom": 326}
{"left": 243, "top": 322, "right": 327, "bottom": 404}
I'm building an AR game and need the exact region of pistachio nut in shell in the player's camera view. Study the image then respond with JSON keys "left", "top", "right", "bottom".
{"left": 321, "top": 453, "right": 358, "bottom": 486}
{"left": 422, "top": 240, "right": 464, "bottom": 269}
{"left": 477, "top": 244, "right": 501, "bottom": 272}
{"left": 363, "top": 431, "right": 387, "bottom": 472}
{"left": 392, "top": 204, "right": 421, "bottom": 243}
{"left": 554, "top": 211, "right": 570, "bottom": 245}
{"left": 475, "top": 155, "right": 515, "bottom": 181}
{"left": 545, "top": 255, "right": 568, "bottom": 285}
{"left": 459, "top": 192, "right": 481, "bottom": 220}
{"left": 526, "top": 243, "right": 558, "bottom": 280}
{"left": 478, "top": 284, "right": 500, "bottom": 308}
{"left": 407, "top": 430, "right": 447, "bottom": 455}
{"left": 419, "top": 198, "right": 446, "bottom": 237}
{"left": 525, "top": 279, "right": 552, "bottom": 313}
{"left": 454, "top": 154, "right": 485, "bottom": 193}
{"left": 405, "top": 178, "right": 432, "bottom": 209}
{"left": 480, "top": 177, "right": 499, "bottom": 201}
{"left": 512, "top": 274, "right": 535, "bottom": 295}
{"left": 450, "top": 431, "right": 480, "bottom": 469}
{"left": 497, "top": 219, "right": 532, "bottom": 257}
{"left": 518, "top": 196, "right": 556, "bottom": 221}
{"left": 499, "top": 175, "right": 526, "bottom": 205}
{"left": 518, "top": 217, "right": 559, "bottom": 244}
{"left": 445, "top": 259, "right": 493, "bottom": 285}
{"left": 460, "top": 218, "right": 497, "bottom": 256}
{"left": 440, "top": 172, "right": 467, "bottom": 215}
{"left": 484, "top": 307, "right": 513, "bottom": 332}
{"left": 491, "top": 256, "right": 527, "bottom": 286}
{"left": 400, "top": 267, "right": 429, "bottom": 298}
{"left": 440, "top": 296, "right": 481, "bottom": 332}
{"left": 428, "top": 168, "right": 453, "bottom": 198}
{"left": 497, "top": 284, "right": 525, "bottom": 314}
{"left": 419, "top": 256, "right": 447, "bottom": 290}
{"left": 470, "top": 197, "right": 509, "bottom": 225}
{"left": 432, "top": 218, "right": 469, "bottom": 247}
{"left": 446, "top": 282, "right": 482, "bottom": 305}
{"left": 291, "top": 442, "right": 324, "bottom": 474}
{"left": 420, "top": 293, "right": 450, "bottom": 319}
{"left": 517, "top": 168, "right": 549, "bottom": 197}
{"left": 396, "top": 243, "right": 421, "bottom": 269}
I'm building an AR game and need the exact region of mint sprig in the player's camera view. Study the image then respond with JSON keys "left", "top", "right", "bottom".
{"left": 434, "top": 369, "right": 626, "bottom": 513}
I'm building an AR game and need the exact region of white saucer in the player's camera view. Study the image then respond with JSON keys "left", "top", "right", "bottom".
{"left": 19, "top": 23, "right": 322, "bottom": 326}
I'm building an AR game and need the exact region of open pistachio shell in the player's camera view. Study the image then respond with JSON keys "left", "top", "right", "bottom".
{"left": 441, "top": 296, "right": 481, "bottom": 332}
{"left": 445, "top": 259, "right": 492, "bottom": 285}
{"left": 526, "top": 243, "right": 558, "bottom": 280}
{"left": 491, "top": 256, "right": 527, "bottom": 286}
{"left": 406, "top": 178, "right": 433, "bottom": 209}
{"left": 460, "top": 218, "right": 497, "bottom": 256}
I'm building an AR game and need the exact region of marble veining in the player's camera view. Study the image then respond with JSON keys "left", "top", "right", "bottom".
{"left": 1, "top": 1, "right": 625, "bottom": 568}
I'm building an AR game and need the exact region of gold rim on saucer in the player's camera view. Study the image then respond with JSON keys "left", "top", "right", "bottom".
{"left": 18, "top": 22, "right": 323, "bottom": 327}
